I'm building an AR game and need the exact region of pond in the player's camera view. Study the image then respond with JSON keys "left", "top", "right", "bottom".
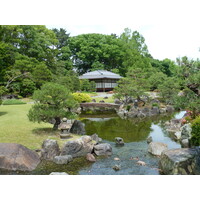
{"left": 0, "top": 111, "right": 185, "bottom": 175}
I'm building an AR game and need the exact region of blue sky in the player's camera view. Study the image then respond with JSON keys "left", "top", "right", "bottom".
{"left": 2, "top": 0, "right": 200, "bottom": 61}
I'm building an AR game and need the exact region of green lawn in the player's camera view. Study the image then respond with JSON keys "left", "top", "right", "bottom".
{"left": 0, "top": 104, "right": 80, "bottom": 150}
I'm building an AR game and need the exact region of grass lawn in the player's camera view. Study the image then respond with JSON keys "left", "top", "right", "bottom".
{"left": 0, "top": 104, "right": 80, "bottom": 150}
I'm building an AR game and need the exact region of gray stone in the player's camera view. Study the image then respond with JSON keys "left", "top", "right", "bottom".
{"left": 180, "top": 123, "right": 192, "bottom": 140}
{"left": 91, "top": 133, "right": 102, "bottom": 144}
{"left": 53, "top": 155, "right": 73, "bottom": 164}
{"left": 41, "top": 139, "right": 60, "bottom": 161}
{"left": 115, "top": 137, "right": 125, "bottom": 146}
{"left": 148, "top": 142, "right": 168, "bottom": 156}
{"left": 86, "top": 153, "right": 96, "bottom": 162}
{"left": 0, "top": 143, "right": 40, "bottom": 171}
{"left": 94, "top": 143, "right": 112, "bottom": 156}
{"left": 70, "top": 120, "right": 86, "bottom": 135}
{"left": 147, "top": 136, "right": 153, "bottom": 144}
{"left": 137, "top": 112, "right": 146, "bottom": 118}
{"left": 114, "top": 99, "right": 121, "bottom": 104}
{"left": 174, "top": 131, "right": 182, "bottom": 140}
{"left": 159, "top": 148, "right": 198, "bottom": 175}
{"left": 141, "top": 107, "right": 150, "bottom": 116}
{"left": 150, "top": 106, "right": 160, "bottom": 115}
{"left": 50, "top": 172, "right": 69, "bottom": 175}
{"left": 181, "top": 139, "right": 190, "bottom": 148}
{"left": 113, "top": 165, "right": 121, "bottom": 171}
{"left": 160, "top": 108, "right": 167, "bottom": 113}
{"left": 61, "top": 136, "right": 94, "bottom": 158}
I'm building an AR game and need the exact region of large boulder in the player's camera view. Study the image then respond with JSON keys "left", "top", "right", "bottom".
{"left": 70, "top": 120, "right": 86, "bottom": 135}
{"left": 61, "top": 136, "right": 94, "bottom": 158}
{"left": 0, "top": 143, "right": 40, "bottom": 171}
{"left": 148, "top": 142, "right": 168, "bottom": 156}
{"left": 159, "top": 148, "right": 198, "bottom": 175}
{"left": 53, "top": 155, "right": 73, "bottom": 165}
{"left": 94, "top": 143, "right": 112, "bottom": 156}
{"left": 41, "top": 139, "right": 60, "bottom": 161}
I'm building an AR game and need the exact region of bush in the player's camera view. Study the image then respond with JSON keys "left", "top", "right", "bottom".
{"left": 190, "top": 116, "right": 200, "bottom": 146}
{"left": 72, "top": 93, "right": 92, "bottom": 103}
{"left": 2, "top": 99, "right": 26, "bottom": 105}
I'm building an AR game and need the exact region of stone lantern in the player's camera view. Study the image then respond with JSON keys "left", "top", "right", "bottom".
{"left": 58, "top": 118, "right": 73, "bottom": 139}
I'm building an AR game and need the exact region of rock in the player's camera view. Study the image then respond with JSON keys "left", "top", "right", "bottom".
{"left": 150, "top": 106, "right": 160, "bottom": 115}
{"left": 91, "top": 133, "right": 102, "bottom": 144}
{"left": 113, "top": 165, "right": 121, "bottom": 171}
{"left": 70, "top": 120, "right": 86, "bottom": 135}
{"left": 61, "top": 136, "right": 94, "bottom": 158}
{"left": 41, "top": 139, "right": 60, "bottom": 161}
{"left": 103, "top": 96, "right": 108, "bottom": 99}
{"left": 147, "top": 136, "right": 153, "bottom": 144}
{"left": 50, "top": 172, "right": 69, "bottom": 175}
{"left": 115, "top": 137, "right": 125, "bottom": 146}
{"left": 114, "top": 99, "right": 121, "bottom": 104}
{"left": 159, "top": 148, "right": 198, "bottom": 175}
{"left": 114, "top": 157, "right": 120, "bottom": 161}
{"left": 148, "top": 142, "right": 168, "bottom": 156}
{"left": 0, "top": 143, "right": 40, "bottom": 171}
{"left": 141, "top": 107, "right": 150, "bottom": 117}
{"left": 136, "top": 161, "right": 146, "bottom": 166}
{"left": 99, "top": 100, "right": 105, "bottom": 103}
{"left": 160, "top": 108, "right": 167, "bottom": 113}
{"left": 127, "top": 108, "right": 138, "bottom": 118}
{"left": 180, "top": 123, "right": 192, "bottom": 140}
{"left": 137, "top": 112, "right": 146, "bottom": 118}
{"left": 181, "top": 139, "right": 190, "bottom": 148}
{"left": 92, "top": 99, "right": 96, "bottom": 102}
{"left": 151, "top": 99, "right": 160, "bottom": 104}
{"left": 53, "top": 155, "right": 73, "bottom": 164}
{"left": 174, "top": 131, "right": 182, "bottom": 140}
{"left": 166, "top": 105, "right": 175, "bottom": 112}
{"left": 94, "top": 143, "right": 112, "bottom": 156}
{"left": 86, "top": 153, "right": 96, "bottom": 162}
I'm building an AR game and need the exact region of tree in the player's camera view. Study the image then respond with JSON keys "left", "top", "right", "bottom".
{"left": 28, "top": 82, "right": 78, "bottom": 130}
{"left": 114, "top": 68, "right": 150, "bottom": 104}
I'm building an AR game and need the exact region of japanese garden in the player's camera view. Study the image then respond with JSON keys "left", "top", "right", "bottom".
{"left": 0, "top": 25, "right": 199, "bottom": 175}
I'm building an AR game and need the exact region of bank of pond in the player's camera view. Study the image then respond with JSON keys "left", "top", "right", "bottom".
{"left": 0, "top": 111, "right": 188, "bottom": 175}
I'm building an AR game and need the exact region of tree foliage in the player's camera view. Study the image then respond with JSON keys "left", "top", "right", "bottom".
{"left": 28, "top": 82, "right": 77, "bottom": 129}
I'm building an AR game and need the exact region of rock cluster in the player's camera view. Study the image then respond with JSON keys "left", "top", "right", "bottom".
{"left": 40, "top": 134, "right": 112, "bottom": 165}
{"left": 117, "top": 104, "right": 174, "bottom": 119}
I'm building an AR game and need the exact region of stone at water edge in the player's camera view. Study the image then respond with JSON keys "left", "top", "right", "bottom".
{"left": 114, "top": 157, "right": 120, "bottom": 161}
{"left": 115, "top": 137, "right": 125, "bottom": 146}
{"left": 61, "top": 136, "right": 94, "bottom": 158}
{"left": 180, "top": 123, "right": 192, "bottom": 140}
{"left": 41, "top": 139, "right": 60, "bottom": 161}
{"left": 91, "top": 133, "right": 102, "bottom": 144}
{"left": 148, "top": 142, "right": 168, "bottom": 156}
{"left": 0, "top": 143, "right": 40, "bottom": 171}
{"left": 146, "top": 136, "right": 153, "bottom": 144}
{"left": 86, "top": 153, "right": 96, "bottom": 162}
{"left": 181, "top": 139, "right": 190, "bottom": 148}
{"left": 159, "top": 148, "right": 198, "bottom": 175}
{"left": 136, "top": 161, "right": 146, "bottom": 166}
{"left": 94, "top": 143, "right": 112, "bottom": 156}
{"left": 113, "top": 165, "right": 121, "bottom": 171}
{"left": 70, "top": 120, "right": 86, "bottom": 135}
{"left": 53, "top": 155, "right": 73, "bottom": 165}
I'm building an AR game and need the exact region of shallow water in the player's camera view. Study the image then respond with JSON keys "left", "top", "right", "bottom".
{"left": 0, "top": 111, "right": 185, "bottom": 175}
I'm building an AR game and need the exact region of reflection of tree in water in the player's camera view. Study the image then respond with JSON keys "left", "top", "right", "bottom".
{"left": 82, "top": 117, "right": 151, "bottom": 142}
{"left": 82, "top": 113, "right": 176, "bottom": 143}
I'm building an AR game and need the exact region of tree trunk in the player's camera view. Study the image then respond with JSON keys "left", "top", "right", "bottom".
{"left": 53, "top": 117, "right": 61, "bottom": 130}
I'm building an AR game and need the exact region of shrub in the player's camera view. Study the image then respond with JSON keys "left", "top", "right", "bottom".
{"left": 2, "top": 99, "right": 26, "bottom": 105}
{"left": 190, "top": 116, "right": 200, "bottom": 146}
{"left": 72, "top": 93, "right": 92, "bottom": 103}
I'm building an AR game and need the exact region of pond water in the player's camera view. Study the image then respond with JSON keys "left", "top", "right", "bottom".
{"left": 0, "top": 111, "right": 185, "bottom": 175}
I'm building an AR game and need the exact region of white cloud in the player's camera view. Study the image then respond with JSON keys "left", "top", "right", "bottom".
{"left": 2, "top": 0, "right": 200, "bottom": 60}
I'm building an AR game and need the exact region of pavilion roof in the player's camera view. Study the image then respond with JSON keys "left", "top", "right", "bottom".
{"left": 79, "top": 70, "right": 122, "bottom": 80}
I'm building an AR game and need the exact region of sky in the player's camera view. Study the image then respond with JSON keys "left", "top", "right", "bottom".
{"left": 1, "top": 0, "right": 200, "bottom": 61}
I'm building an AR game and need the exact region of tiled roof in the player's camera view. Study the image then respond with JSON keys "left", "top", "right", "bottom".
{"left": 79, "top": 70, "right": 122, "bottom": 79}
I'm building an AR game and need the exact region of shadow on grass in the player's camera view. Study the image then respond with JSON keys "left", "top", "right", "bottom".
{"left": 32, "top": 128, "right": 59, "bottom": 136}
{"left": 0, "top": 112, "right": 7, "bottom": 117}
